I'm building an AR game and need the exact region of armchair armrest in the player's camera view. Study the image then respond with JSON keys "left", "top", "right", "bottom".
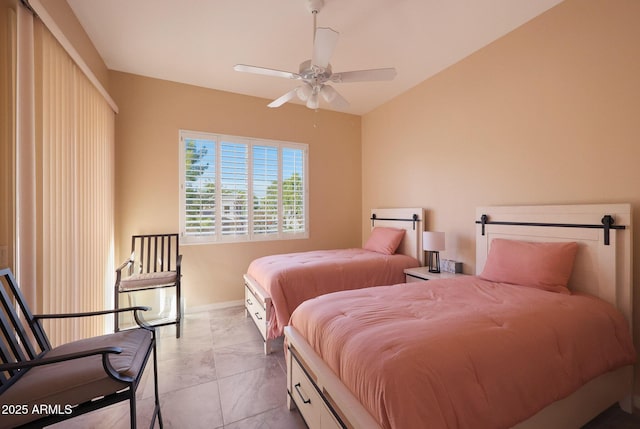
{"left": 34, "top": 306, "right": 154, "bottom": 331}
{"left": 116, "top": 258, "right": 134, "bottom": 273}
{"left": 0, "top": 346, "right": 122, "bottom": 372}
{"left": 34, "top": 306, "right": 151, "bottom": 320}
{"left": 115, "top": 256, "right": 136, "bottom": 285}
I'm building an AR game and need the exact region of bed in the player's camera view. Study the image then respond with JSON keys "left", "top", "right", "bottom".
{"left": 284, "top": 203, "right": 636, "bottom": 429}
{"left": 244, "top": 207, "right": 424, "bottom": 354}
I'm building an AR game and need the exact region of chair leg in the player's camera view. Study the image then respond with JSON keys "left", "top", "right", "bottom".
{"left": 130, "top": 391, "right": 137, "bottom": 429}
{"left": 114, "top": 288, "right": 120, "bottom": 332}
{"left": 175, "top": 283, "right": 182, "bottom": 339}
{"left": 152, "top": 337, "right": 163, "bottom": 428}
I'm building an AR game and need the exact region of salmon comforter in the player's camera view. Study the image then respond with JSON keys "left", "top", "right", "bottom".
{"left": 289, "top": 277, "right": 636, "bottom": 429}
{"left": 246, "top": 248, "right": 419, "bottom": 339}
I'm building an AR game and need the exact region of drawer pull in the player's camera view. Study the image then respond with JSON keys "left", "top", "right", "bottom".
{"left": 294, "top": 382, "right": 311, "bottom": 404}
{"left": 246, "top": 298, "right": 253, "bottom": 305}
{"left": 255, "top": 312, "right": 263, "bottom": 320}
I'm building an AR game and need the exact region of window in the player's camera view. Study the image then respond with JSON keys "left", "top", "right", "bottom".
{"left": 180, "top": 130, "right": 308, "bottom": 243}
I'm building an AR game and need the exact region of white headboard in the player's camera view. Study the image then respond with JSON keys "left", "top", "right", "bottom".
{"left": 475, "top": 204, "right": 632, "bottom": 330}
{"left": 370, "top": 207, "right": 425, "bottom": 265}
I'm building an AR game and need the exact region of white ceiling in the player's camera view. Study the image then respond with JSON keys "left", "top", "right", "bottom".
{"left": 67, "top": 0, "right": 563, "bottom": 115}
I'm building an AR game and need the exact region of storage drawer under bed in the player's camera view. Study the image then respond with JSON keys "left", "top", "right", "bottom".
{"left": 290, "top": 352, "right": 342, "bottom": 429}
{"left": 244, "top": 283, "right": 267, "bottom": 340}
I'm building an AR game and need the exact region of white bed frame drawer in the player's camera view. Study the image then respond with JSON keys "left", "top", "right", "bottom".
{"left": 290, "top": 355, "right": 342, "bottom": 429}
{"left": 244, "top": 284, "right": 267, "bottom": 340}
{"left": 291, "top": 356, "right": 322, "bottom": 427}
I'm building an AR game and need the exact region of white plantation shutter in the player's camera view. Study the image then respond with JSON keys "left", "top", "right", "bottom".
{"left": 282, "top": 148, "right": 305, "bottom": 233}
{"left": 180, "top": 131, "right": 308, "bottom": 243}
{"left": 220, "top": 141, "right": 248, "bottom": 236}
{"left": 253, "top": 145, "right": 279, "bottom": 235}
{"left": 184, "top": 137, "right": 216, "bottom": 236}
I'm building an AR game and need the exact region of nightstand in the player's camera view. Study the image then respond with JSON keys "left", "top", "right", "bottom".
{"left": 404, "top": 266, "right": 467, "bottom": 283}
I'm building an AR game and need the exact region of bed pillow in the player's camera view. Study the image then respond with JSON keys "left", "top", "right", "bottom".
{"left": 479, "top": 239, "right": 578, "bottom": 294}
{"left": 363, "top": 227, "right": 405, "bottom": 255}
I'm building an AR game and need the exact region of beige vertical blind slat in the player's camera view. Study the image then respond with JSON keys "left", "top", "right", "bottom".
{"left": 36, "top": 21, "right": 114, "bottom": 346}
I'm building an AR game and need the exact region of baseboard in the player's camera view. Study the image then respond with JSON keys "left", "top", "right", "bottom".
{"left": 186, "top": 300, "right": 243, "bottom": 314}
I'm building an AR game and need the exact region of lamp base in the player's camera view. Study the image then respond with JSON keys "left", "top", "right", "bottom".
{"left": 427, "top": 251, "right": 440, "bottom": 273}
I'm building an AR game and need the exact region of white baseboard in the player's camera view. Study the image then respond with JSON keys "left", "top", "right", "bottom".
{"left": 186, "top": 300, "right": 244, "bottom": 314}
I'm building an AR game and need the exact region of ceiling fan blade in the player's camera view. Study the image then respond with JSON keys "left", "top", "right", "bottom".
{"left": 320, "top": 85, "right": 350, "bottom": 109}
{"left": 312, "top": 27, "right": 339, "bottom": 69}
{"left": 331, "top": 67, "right": 397, "bottom": 83}
{"left": 267, "top": 88, "right": 299, "bottom": 108}
{"left": 233, "top": 64, "right": 300, "bottom": 80}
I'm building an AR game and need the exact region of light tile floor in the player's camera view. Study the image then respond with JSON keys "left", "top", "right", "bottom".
{"left": 49, "top": 305, "right": 638, "bottom": 428}
{"left": 50, "top": 306, "right": 304, "bottom": 428}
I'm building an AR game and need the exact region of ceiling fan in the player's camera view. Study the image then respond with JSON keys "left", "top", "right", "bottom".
{"left": 233, "top": 0, "right": 397, "bottom": 110}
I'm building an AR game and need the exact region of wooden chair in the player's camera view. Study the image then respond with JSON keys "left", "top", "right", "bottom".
{"left": 115, "top": 234, "right": 182, "bottom": 338}
{"left": 0, "top": 268, "right": 162, "bottom": 428}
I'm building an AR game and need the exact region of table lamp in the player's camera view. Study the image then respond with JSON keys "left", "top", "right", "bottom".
{"left": 423, "top": 231, "right": 445, "bottom": 273}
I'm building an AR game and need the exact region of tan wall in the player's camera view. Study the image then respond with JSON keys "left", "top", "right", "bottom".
{"left": 109, "top": 71, "right": 362, "bottom": 308}
{"left": 362, "top": 0, "right": 640, "bottom": 391}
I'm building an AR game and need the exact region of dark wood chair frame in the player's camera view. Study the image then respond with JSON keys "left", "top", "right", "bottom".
{"left": 115, "top": 233, "right": 182, "bottom": 338}
{"left": 0, "top": 268, "right": 162, "bottom": 428}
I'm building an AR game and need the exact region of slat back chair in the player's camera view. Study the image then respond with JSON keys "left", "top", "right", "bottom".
{"left": 0, "top": 268, "right": 162, "bottom": 428}
{"left": 115, "top": 233, "right": 182, "bottom": 338}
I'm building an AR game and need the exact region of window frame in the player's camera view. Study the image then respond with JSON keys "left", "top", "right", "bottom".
{"left": 179, "top": 130, "right": 309, "bottom": 244}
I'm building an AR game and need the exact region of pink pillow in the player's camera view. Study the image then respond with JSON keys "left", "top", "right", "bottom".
{"left": 363, "top": 227, "right": 405, "bottom": 255}
{"left": 479, "top": 239, "right": 578, "bottom": 294}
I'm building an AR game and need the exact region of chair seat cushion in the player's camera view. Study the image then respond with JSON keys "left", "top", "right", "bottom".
{"left": 0, "top": 328, "right": 153, "bottom": 427}
{"left": 119, "top": 271, "right": 177, "bottom": 291}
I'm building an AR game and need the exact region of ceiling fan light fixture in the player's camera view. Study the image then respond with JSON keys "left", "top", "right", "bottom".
{"left": 306, "top": 92, "right": 320, "bottom": 109}
{"left": 296, "top": 84, "right": 312, "bottom": 101}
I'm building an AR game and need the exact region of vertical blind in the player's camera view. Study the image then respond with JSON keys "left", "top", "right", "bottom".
{"left": 35, "top": 21, "right": 115, "bottom": 346}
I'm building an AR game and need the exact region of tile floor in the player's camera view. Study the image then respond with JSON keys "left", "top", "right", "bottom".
{"left": 50, "top": 306, "right": 304, "bottom": 428}
{"left": 49, "top": 305, "right": 638, "bottom": 429}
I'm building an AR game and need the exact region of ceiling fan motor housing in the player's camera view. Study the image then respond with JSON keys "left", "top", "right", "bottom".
{"left": 299, "top": 59, "right": 332, "bottom": 82}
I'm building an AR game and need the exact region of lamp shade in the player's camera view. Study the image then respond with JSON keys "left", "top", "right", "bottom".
{"left": 423, "top": 231, "right": 445, "bottom": 251}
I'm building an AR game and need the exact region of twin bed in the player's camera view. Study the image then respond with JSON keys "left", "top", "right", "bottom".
{"left": 244, "top": 208, "right": 424, "bottom": 353}
{"left": 283, "top": 204, "right": 636, "bottom": 429}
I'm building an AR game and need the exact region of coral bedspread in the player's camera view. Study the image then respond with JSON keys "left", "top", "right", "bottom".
{"left": 247, "top": 248, "right": 419, "bottom": 339}
{"left": 289, "top": 277, "right": 636, "bottom": 429}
